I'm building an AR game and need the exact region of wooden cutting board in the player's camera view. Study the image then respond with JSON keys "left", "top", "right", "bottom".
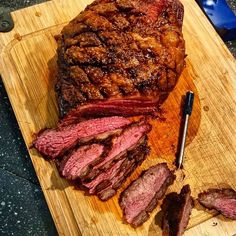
{"left": 0, "top": 0, "right": 236, "bottom": 235}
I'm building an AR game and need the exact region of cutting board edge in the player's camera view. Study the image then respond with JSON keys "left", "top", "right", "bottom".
{"left": 0, "top": 0, "right": 236, "bottom": 235}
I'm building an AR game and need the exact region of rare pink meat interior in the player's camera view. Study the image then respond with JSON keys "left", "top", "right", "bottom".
{"left": 33, "top": 116, "right": 131, "bottom": 159}
{"left": 119, "top": 163, "right": 175, "bottom": 227}
{"left": 198, "top": 188, "right": 236, "bottom": 220}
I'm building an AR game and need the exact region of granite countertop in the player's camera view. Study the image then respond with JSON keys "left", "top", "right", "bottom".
{"left": 225, "top": 0, "right": 236, "bottom": 56}
{"left": 0, "top": 1, "right": 235, "bottom": 235}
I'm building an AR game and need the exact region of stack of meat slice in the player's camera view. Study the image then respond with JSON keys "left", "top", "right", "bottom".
{"left": 33, "top": 116, "right": 151, "bottom": 201}
{"left": 61, "top": 121, "right": 151, "bottom": 200}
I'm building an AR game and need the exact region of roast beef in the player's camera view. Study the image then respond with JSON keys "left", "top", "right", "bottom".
{"left": 161, "top": 185, "right": 194, "bottom": 236}
{"left": 33, "top": 116, "right": 131, "bottom": 159}
{"left": 82, "top": 122, "right": 151, "bottom": 195}
{"left": 85, "top": 121, "right": 152, "bottom": 179}
{"left": 55, "top": 0, "right": 185, "bottom": 117}
{"left": 98, "top": 139, "right": 149, "bottom": 201}
{"left": 83, "top": 158, "right": 125, "bottom": 194}
{"left": 59, "top": 144, "right": 104, "bottom": 179}
{"left": 119, "top": 163, "right": 175, "bottom": 227}
{"left": 198, "top": 188, "right": 236, "bottom": 220}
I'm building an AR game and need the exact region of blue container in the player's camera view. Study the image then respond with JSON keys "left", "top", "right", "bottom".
{"left": 196, "top": 0, "right": 236, "bottom": 41}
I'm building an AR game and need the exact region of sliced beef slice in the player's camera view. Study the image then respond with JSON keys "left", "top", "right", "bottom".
{"left": 33, "top": 116, "right": 131, "bottom": 159}
{"left": 119, "top": 163, "right": 175, "bottom": 227}
{"left": 97, "top": 138, "right": 150, "bottom": 201}
{"left": 83, "top": 158, "right": 125, "bottom": 194}
{"left": 59, "top": 144, "right": 104, "bottom": 180}
{"left": 86, "top": 121, "right": 152, "bottom": 179}
{"left": 82, "top": 122, "right": 151, "bottom": 194}
{"left": 198, "top": 188, "right": 236, "bottom": 220}
{"left": 161, "top": 184, "right": 194, "bottom": 236}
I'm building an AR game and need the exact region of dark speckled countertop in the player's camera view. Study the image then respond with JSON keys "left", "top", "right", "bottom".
{"left": 0, "top": 0, "right": 235, "bottom": 235}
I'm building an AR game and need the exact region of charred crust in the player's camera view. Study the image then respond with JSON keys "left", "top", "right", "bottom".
{"left": 55, "top": 0, "right": 185, "bottom": 116}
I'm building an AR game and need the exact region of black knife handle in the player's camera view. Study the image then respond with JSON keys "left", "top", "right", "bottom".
{"left": 183, "top": 91, "right": 194, "bottom": 116}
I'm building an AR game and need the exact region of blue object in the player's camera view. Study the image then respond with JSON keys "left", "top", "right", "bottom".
{"left": 196, "top": 0, "right": 236, "bottom": 41}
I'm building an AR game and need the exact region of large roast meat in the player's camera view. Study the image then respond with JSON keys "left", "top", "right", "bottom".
{"left": 55, "top": 0, "right": 185, "bottom": 119}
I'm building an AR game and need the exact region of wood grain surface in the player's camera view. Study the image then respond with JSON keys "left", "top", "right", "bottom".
{"left": 0, "top": 0, "right": 236, "bottom": 235}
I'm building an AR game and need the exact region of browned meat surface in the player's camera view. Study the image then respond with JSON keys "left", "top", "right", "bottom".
{"left": 198, "top": 188, "right": 236, "bottom": 220}
{"left": 161, "top": 185, "right": 194, "bottom": 236}
{"left": 59, "top": 144, "right": 104, "bottom": 179}
{"left": 55, "top": 0, "right": 185, "bottom": 117}
{"left": 119, "top": 163, "right": 175, "bottom": 227}
{"left": 33, "top": 116, "right": 131, "bottom": 159}
{"left": 59, "top": 98, "right": 160, "bottom": 126}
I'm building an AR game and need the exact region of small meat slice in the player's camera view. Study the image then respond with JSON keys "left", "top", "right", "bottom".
{"left": 33, "top": 116, "right": 131, "bottom": 159}
{"left": 86, "top": 122, "right": 152, "bottom": 179}
{"left": 119, "top": 163, "right": 175, "bottom": 227}
{"left": 161, "top": 185, "right": 194, "bottom": 236}
{"left": 59, "top": 144, "right": 104, "bottom": 180}
{"left": 98, "top": 140, "right": 150, "bottom": 201}
{"left": 198, "top": 188, "right": 236, "bottom": 220}
{"left": 59, "top": 98, "right": 159, "bottom": 126}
